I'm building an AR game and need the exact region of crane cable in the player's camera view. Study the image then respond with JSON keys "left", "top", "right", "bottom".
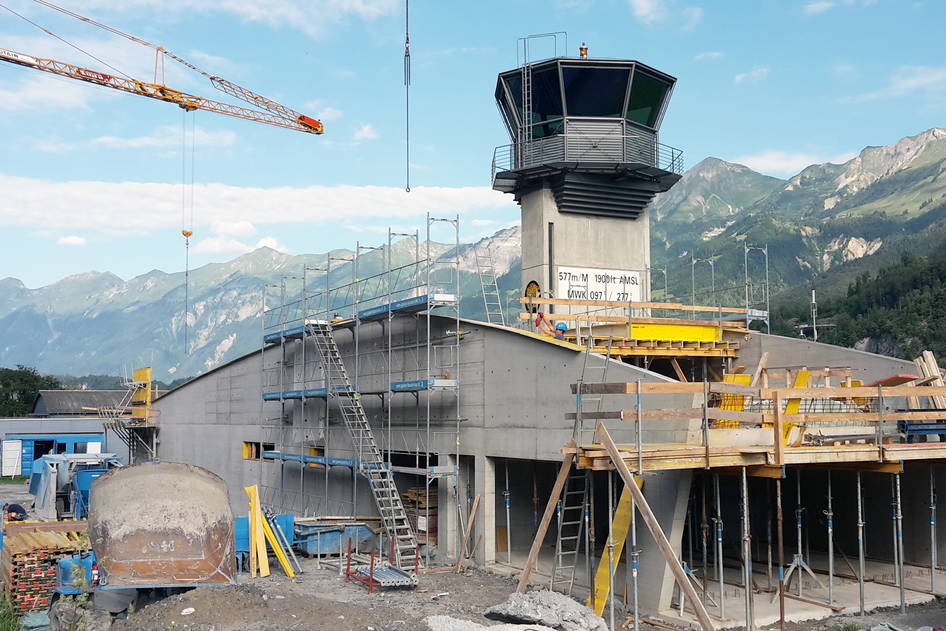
{"left": 404, "top": 0, "right": 411, "bottom": 193}
{"left": 29, "top": 0, "right": 212, "bottom": 81}
{"left": 0, "top": 1, "right": 132, "bottom": 79}
{"left": 181, "top": 110, "right": 197, "bottom": 355}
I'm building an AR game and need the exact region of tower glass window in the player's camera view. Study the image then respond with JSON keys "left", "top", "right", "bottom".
{"left": 529, "top": 66, "right": 563, "bottom": 123}
{"left": 626, "top": 71, "right": 671, "bottom": 128}
{"left": 562, "top": 66, "right": 629, "bottom": 117}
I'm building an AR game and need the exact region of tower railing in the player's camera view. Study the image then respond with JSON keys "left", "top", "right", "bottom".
{"left": 491, "top": 131, "right": 683, "bottom": 183}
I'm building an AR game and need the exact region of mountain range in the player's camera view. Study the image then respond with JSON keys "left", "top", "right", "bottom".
{"left": 3, "top": 128, "right": 946, "bottom": 378}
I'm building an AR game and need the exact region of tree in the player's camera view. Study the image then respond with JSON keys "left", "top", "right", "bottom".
{"left": 0, "top": 365, "right": 62, "bottom": 417}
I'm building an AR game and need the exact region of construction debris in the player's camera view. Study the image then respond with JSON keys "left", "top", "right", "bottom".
{"left": 425, "top": 615, "right": 557, "bottom": 631}
{"left": 485, "top": 590, "right": 608, "bottom": 631}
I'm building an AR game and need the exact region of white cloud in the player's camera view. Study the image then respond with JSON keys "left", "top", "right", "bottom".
{"left": 731, "top": 149, "right": 855, "bottom": 176}
{"left": 92, "top": 126, "right": 237, "bottom": 150}
{"left": 353, "top": 123, "right": 379, "bottom": 142}
{"left": 681, "top": 6, "right": 703, "bottom": 30}
{"left": 831, "top": 63, "right": 856, "bottom": 77}
{"left": 844, "top": 65, "right": 946, "bottom": 103}
{"left": 192, "top": 235, "right": 285, "bottom": 256}
{"left": 0, "top": 75, "right": 100, "bottom": 112}
{"left": 804, "top": 1, "right": 835, "bottom": 15}
{"left": 65, "top": 0, "right": 399, "bottom": 39}
{"left": 32, "top": 139, "right": 77, "bottom": 154}
{"left": 211, "top": 220, "right": 257, "bottom": 237}
{"left": 694, "top": 51, "right": 723, "bottom": 62}
{"left": 316, "top": 106, "right": 344, "bottom": 121}
{"left": 734, "top": 66, "right": 770, "bottom": 84}
{"left": 628, "top": 0, "right": 668, "bottom": 23}
{"left": 57, "top": 235, "right": 87, "bottom": 246}
{"left": 0, "top": 175, "right": 513, "bottom": 236}
{"left": 470, "top": 219, "right": 496, "bottom": 227}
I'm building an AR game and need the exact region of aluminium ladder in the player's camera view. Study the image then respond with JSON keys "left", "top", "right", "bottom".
{"left": 308, "top": 322, "right": 419, "bottom": 570}
{"left": 474, "top": 243, "right": 506, "bottom": 326}
{"left": 550, "top": 337, "right": 616, "bottom": 594}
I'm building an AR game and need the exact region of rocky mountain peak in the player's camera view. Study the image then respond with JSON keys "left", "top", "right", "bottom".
{"left": 834, "top": 127, "right": 946, "bottom": 195}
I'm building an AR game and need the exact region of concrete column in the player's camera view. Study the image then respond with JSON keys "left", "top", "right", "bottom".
{"left": 439, "top": 453, "right": 460, "bottom": 562}
{"left": 474, "top": 454, "right": 497, "bottom": 565}
{"left": 638, "top": 470, "right": 693, "bottom": 611}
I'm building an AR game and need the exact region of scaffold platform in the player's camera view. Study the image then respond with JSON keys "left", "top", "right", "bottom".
{"left": 390, "top": 379, "right": 459, "bottom": 392}
{"left": 356, "top": 293, "right": 458, "bottom": 322}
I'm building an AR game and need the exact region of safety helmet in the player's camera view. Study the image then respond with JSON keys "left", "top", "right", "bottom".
{"left": 555, "top": 322, "right": 568, "bottom": 331}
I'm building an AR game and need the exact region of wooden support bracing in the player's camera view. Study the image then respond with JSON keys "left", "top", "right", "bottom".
{"left": 595, "top": 424, "right": 715, "bottom": 631}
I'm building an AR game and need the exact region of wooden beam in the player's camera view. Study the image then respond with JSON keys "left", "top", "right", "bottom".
{"left": 516, "top": 443, "right": 574, "bottom": 592}
{"left": 518, "top": 296, "right": 750, "bottom": 314}
{"left": 670, "top": 358, "right": 688, "bottom": 382}
{"left": 773, "top": 391, "right": 784, "bottom": 466}
{"left": 456, "top": 493, "right": 481, "bottom": 572}
{"left": 799, "top": 462, "right": 903, "bottom": 474}
{"left": 714, "top": 465, "right": 785, "bottom": 479}
{"left": 595, "top": 423, "right": 715, "bottom": 631}
{"left": 749, "top": 352, "right": 769, "bottom": 387}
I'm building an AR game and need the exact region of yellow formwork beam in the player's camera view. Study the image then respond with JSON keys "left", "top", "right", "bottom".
{"left": 244, "top": 485, "right": 270, "bottom": 578}
{"left": 630, "top": 322, "right": 719, "bottom": 342}
{"left": 587, "top": 476, "right": 642, "bottom": 616}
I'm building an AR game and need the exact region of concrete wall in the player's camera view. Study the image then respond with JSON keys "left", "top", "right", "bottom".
{"left": 738, "top": 332, "right": 917, "bottom": 382}
{"left": 153, "top": 317, "right": 695, "bottom": 610}
{"left": 520, "top": 184, "right": 651, "bottom": 300}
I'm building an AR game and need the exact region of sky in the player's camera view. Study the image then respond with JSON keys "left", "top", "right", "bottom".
{"left": 0, "top": 0, "right": 944, "bottom": 287}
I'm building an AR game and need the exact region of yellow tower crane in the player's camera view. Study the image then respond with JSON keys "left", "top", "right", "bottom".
{"left": 0, "top": 0, "right": 324, "bottom": 354}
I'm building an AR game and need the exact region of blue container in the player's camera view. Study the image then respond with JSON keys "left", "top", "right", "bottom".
{"left": 293, "top": 523, "right": 377, "bottom": 556}
{"left": 234, "top": 513, "right": 294, "bottom": 570}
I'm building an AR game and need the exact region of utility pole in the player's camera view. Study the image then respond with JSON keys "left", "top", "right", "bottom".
{"left": 810, "top": 289, "right": 818, "bottom": 342}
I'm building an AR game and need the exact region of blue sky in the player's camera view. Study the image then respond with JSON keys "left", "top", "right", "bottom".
{"left": 1, "top": 0, "right": 944, "bottom": 287}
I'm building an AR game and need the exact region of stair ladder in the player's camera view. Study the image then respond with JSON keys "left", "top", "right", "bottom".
{"left": 550, "top": 336, "right": 617, "bottom": 594}
{"left": 474, "top": 243, "right": 506, "bottom": 326}
{"left": 309, "top": 322, "right": 418, "bottom": 570}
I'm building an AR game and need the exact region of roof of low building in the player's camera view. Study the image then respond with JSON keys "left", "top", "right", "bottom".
{"left": 32, "top": 390, "right": 126, "bottom": 416}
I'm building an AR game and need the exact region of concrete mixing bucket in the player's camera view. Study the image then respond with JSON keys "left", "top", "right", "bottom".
{"left": 89, "top": 461, "right": 235, "bottom": 587}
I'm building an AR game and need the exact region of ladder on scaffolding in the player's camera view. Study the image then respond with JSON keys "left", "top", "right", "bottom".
{"left": 474, "top": 243, "right": 506, "bottom": 326}
{"left": 550, "top": 337, "right": 615, "bottom": 595}
{"left": 308, "top": 322, "right": 419, "bottom": 570}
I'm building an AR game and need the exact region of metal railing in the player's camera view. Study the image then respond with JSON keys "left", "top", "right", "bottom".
{"left": 491, "top": 132, "right": 683, "bottom": 182}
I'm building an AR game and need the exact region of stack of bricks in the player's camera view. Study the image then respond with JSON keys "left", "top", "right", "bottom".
{"left": 1, "top": 521, "right": 89, "bottom": 612}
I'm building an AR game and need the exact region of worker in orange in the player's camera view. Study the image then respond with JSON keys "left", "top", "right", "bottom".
{"left": 535, "top": 312, "right": 568, "bottom": 341}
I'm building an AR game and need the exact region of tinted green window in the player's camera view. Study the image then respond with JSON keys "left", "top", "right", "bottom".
{"left": 530, "top": 67, "right": 563, "bottom": 123}
{"left": 530, "top": 119, "right": 564, "bottom": 138}
{"left": 562, "top": 67, "right": 629, "bottom": 117}
{"left": 504, "top": 75, "right": 523, "bottom": 120}
{"left": 626, "top": 71, "right": 670, "bottom": 127}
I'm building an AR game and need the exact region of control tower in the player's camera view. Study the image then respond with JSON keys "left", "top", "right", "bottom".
{"left": 492, "top": 46, "right": 682, "bottom": 303}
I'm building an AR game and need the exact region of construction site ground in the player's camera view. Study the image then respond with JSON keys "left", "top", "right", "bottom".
{"left": 111, "top": 557, "right": 946, "bottom": 631}
{"left": 114, "top": 560, "right": 533, "bottom": 631}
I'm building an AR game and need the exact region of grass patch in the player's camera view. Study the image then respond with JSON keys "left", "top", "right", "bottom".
{"left": 0, "top": 597, "right": 20, "bottom": 631}
{"left": 0, "top": 476, "right": 29, "bottom": 485}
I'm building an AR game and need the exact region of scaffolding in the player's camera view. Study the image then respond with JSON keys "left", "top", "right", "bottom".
{"left": 258, "top": 214, "right": 462, "bottom": 566}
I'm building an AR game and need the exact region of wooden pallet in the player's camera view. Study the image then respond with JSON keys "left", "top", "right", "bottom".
{"left": 1, "top": 525, "right": 89, "bottom": 612}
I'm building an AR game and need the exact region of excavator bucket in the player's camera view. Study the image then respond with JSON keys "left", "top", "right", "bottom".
{"left": 88, "top": 461, "right": 235, "bottom": 588}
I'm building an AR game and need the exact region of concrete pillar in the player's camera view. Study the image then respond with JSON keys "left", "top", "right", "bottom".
{"left": 474, "top": 454, "right": 497, "bottom": 565}
{"left": 638, "top": 470, "right": 693, "bottom": 611}
{"left": 439, "top": 453, "right": 459, "bottom": 562}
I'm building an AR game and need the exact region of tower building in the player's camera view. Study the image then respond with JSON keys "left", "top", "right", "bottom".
{"left": 491, "top": 48, "right": 683, "bottom": 302}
